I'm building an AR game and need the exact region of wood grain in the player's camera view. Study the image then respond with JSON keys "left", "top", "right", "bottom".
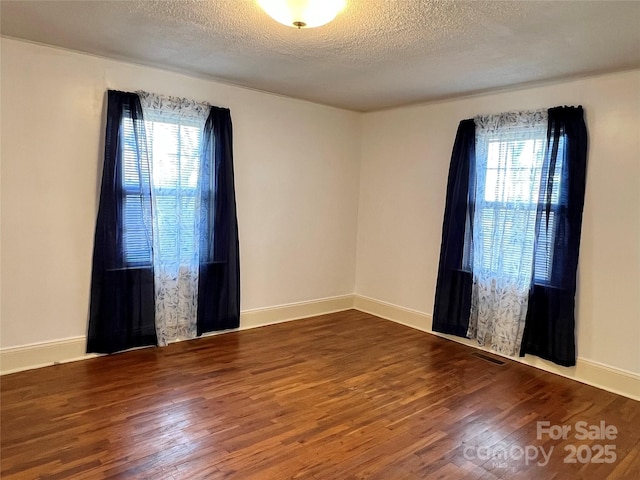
{"left": 2, "top": 310, "right": 638, "bottom": 479}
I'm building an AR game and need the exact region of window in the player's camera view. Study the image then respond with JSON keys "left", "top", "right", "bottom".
{"left": 433, "top": 107, "right": 587, "bottom": 365}
{"left": 464, "top": 121, "right": 565, "bottom": 284}
{"left": 89, "top": 90, "right": 240, "bottom": 354}
{"left": 121, "top": 112, "right": 205, "bottom": 267}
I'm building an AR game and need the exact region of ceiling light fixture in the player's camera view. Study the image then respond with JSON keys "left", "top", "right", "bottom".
{"left": 257, "top": 0, "right": 346, "bottom": 29}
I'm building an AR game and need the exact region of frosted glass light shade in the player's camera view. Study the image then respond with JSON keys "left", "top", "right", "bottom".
{"left": 257, "top": 0, "right": 346, "bottom": 28}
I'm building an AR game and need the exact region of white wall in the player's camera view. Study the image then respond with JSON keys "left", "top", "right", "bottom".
{"left": 0, "top": 38, "right": 361, "bottom": 348}
{"left": 356, "top": 70, "right": 640, "bottom": 375}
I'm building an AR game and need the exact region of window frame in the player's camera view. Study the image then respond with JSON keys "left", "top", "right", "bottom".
{"left": 462, "top": 131, "right": 566, "bottom": 285}
{"left": 120, "top": 113, "right": 206, "bottom": 268}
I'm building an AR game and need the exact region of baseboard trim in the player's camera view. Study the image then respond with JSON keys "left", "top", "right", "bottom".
{"left": 353, "top": 294, "right": 640, "bottom": 401}
{"left": 354, "top": 294, "right": 431, "bottom": 332}
{"left": 240, "top": 294, "right": 355, "bottom": 330}
{"left": 0, "top": 294, "right": 355, "bottom": 375}
{"left": 0, "top": 337, "right": 97, "bottom": 375}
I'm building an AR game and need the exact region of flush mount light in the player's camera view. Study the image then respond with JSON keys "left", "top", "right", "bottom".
{"left": 257, "top": 0, "right": 346, "bottom": 29}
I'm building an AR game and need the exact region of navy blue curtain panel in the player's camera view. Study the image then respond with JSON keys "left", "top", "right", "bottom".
{"left": 520, "top": 106, "right": 588, "bottom": 366}
{"left": 432, "top": 119, "right": 476, "bottom": 337}
{"left": 197, "top": 107, "right": 241, "bottom": 335}
{"left": 87, "top": 91, "right": 157, "bottom": 354}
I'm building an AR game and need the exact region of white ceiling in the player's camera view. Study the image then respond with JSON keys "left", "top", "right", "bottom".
{"left": 1, "top": 0, "right": 639, "bottom": 112}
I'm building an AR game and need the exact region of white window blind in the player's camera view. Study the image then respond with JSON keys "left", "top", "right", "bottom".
{"left": 122, "top": 116, "right": 152, "bottom": 266}
{"left": 466, "top": 127, "right": 564, "bottom": 284}
{"left": 121, "top": 114, "right": 204, "bottom": 266}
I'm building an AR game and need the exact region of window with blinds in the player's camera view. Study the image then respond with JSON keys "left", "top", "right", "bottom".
{"left": 121, "top": 115, "right": 203, "bottom": 266}
{"left": 121, "top": 116, "right": 152, "bottom": 266}
{"left": 464, "top": 133, "right": 564, "bottom": 284}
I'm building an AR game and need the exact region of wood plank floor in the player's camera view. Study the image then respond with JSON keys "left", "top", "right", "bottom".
{"left": 1, "top": 310, "right": 639, "bottom": 479}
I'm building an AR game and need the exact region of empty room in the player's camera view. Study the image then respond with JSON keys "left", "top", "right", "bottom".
{"left": 1, "top": 1, "right": 639, "bottom": 478}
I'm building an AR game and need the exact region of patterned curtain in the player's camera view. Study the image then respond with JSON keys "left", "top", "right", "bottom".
{"left": 138, "top": 92, "right": 211, "bottom": 345}
{"left": 467, "top": 110, "right": 549, "bottom": 355}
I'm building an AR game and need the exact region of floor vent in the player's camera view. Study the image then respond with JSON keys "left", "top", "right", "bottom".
{"left": 471, "top": 352, "right": 505, "bottom": 365}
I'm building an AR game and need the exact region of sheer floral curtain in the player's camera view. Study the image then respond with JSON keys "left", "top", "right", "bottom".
{"left": 466, "top": 110, "right": 549, "bottom": 355}
{"left": 138, "top": 92, "right": 210, "bottom": 345}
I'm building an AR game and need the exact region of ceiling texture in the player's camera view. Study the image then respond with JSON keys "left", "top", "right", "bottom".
{"left": 1, "top": 0, "right": 639, "bottom": 112}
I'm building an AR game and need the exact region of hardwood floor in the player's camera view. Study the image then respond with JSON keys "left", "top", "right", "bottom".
{"left": 1, "top": 310, "right": 639, "bottom": 479}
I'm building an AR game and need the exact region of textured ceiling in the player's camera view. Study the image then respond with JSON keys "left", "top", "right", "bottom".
{"left": 1, "top": 0, "right": 639, "bottom": 111}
